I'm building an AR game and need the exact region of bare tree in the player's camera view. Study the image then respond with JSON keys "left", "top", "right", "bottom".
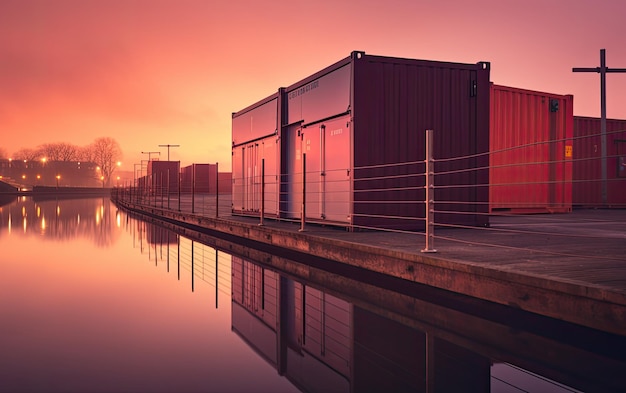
{"left": 12, "top": 148, "right": 41, "bottom": 161}
{"left": 88, "top": 137, "right": 123, "bottom": 186}
{"left": 77, "top": 145, "right": 96, "bottom": 163}
{"left": 38, "top": 143, "right": 80, "bottom": 161}
{"left": 0, "top": 147, "right": 7, "bottom": 159}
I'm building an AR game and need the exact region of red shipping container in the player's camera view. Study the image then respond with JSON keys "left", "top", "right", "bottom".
{"left": 489, "top": 84, "right": 573, "bottom": 213}
{"left": 573, "top": 116, "right": 626, "bottom": 207}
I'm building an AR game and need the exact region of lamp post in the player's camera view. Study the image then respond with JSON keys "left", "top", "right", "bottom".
{"left": 158, "top": 144, "right": 180, "bottom": 161}
{"left": 134, "top": 163, "right": 141, "bottom": 203}
{"left": 141, "top": 151, "right": 160, "bottom": 161}
{"left": 56, "top": 175, "right": 60, "bottom": 188}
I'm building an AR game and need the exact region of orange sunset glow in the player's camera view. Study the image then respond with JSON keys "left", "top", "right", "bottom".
{"left": 1, "top": 0, "right": 625, "bottom": 172}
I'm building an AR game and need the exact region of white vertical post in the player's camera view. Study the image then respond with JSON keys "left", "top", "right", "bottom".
{"left": 191, "top": 163, "right": 195, "bottom": 214}
{"left": 299, "top": 153, "right": 306, "bottom": 232}
{"left": 422, "top": 129, "right": 437, "bottom": 253}
{"left": 259, "top": 158, "right": 265, "bottom": 226}
{"left": 215, "top": 162, "right": 219, "bottom": 218}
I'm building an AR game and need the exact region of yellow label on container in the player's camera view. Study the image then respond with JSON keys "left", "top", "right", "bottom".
{"left": 565, "top": 145, "right": 573, "bottom": 158}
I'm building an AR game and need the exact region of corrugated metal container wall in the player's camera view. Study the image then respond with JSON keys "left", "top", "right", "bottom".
{"left": 352, "top": 53, "right": 491, "bottom": 230}
{"left": 217, "top": 172, "right": 232, "bottom": 194}
{"left": 233, "top": 52, "right": 490, "bottom": 230}
{"left": 232, "top": 94, "right": 280, "bottom": 215}
{"left": 489, "top": 84, "right": 573, "bottom": 213}
{"left": 180, "top": 165, "right": 192, "bottom": 192}
{"left": 147, "top": 161, "right": 180, "bottom": 194}
{"left": 573, "top": 116, "right": 626, "bottom": 207}
{"left": 282, "top": 60, "right": 352, "bottom": 224}
{"left": 180, "top": 164, "right": 224, "bottom": 194}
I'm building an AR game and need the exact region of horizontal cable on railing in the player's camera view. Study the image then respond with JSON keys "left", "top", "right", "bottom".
{"left": 353, "top": 159, "right": 424, "bottom": 171}
{"left": 353, "top": 200, "right": 426, "bottom": 205}
{"left": 433, "top": 128, "right": 625, "bottom": 165}
{"left": 353, "top": 172, "right": 426, "bottom": 183}
{"left": 346, "top": 222, "right": 428, "bottom": 236}
{"left": 353, "top": 186, "right": 425, "bottom": 193}
{"left": 351, "top": 212, "right": 426, "bottom": 222}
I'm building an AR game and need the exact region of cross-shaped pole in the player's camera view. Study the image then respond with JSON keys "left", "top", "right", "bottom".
{"left": 573, "top": 49, "right": 626, "bottom": 205}
{"left": 158, "top": 144, "right": 180, "bottom": 161}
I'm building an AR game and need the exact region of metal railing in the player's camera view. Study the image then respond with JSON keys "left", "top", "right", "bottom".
{"left": 111, "top": 127, "right": 626, "bottom": 258}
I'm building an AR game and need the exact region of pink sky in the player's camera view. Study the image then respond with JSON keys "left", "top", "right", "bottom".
{"left": 1, "top": 0, "right": 625, "bottom": 171}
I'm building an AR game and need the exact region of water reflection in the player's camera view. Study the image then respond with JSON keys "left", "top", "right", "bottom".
{"left": 140, "top": 216, "right": 626, "bottom": 393}
{"left": 0, "top": 195, "right": 118, "bottom": 247}
{"left": 2, "top": 198, "right": 625, "bottom": 392}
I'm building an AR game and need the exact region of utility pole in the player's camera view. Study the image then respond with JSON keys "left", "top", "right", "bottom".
{"left": 158, "top": 144, "right": 180, "bottom": 161}
{"left": 573, "top": 49, "right": 626, "bottom": 205}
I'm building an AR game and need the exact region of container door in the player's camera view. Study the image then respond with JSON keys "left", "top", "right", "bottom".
{"left": 232, "top": 147, "right": 244, "bottom": 211}
{"left": 302, "top": 125, "right": 322, "bottom": 219}
{"left": 322, "top": 115, "right": 351, "bottom": 223}
{"left": 260, "top": 137, "right": 279, "bottom": 216}
{"left": 245, "top": 143, "right": 260, "bottom": 212}
{"left": 285, "top": 125, "right": 303, "bottom": 219}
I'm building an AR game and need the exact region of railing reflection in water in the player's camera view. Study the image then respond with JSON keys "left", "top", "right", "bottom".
{"left": 126, "top": 215, "right": 626, "bottom": 393}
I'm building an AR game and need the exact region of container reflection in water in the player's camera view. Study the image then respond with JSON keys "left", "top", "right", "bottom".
{"left": 228, "top": 251, "right": 623, "bottom": 392}
{"left": 1, "top": 197, "right": 625, "bottom": 392}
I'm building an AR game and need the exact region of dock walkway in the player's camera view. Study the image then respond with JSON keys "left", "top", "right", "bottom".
{"left": 114, "top": 197, "right": 626, "bottom": 337}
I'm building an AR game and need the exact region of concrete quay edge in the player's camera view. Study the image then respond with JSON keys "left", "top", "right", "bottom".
{"left": 117, "top": 200, "right": 626, "bottom": 336}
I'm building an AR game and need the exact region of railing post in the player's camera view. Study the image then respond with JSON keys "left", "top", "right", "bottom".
{"left": 299, "top": 153, "right": 306, "bottom": 232}
{"left": 215, "top": 162, "right": 219, "bottom": 218}
{"left": 178, "top": 166, "right": 181, "bottom": 212}
{"left": 421, "top": 129, "right": 437, "bottom": 253}
{"left": 259, "top": 158, "right": 265, "bottom": 226}
{"left": 167, "top": 169, "right": 170, "bottom": 210}
{"left": 192, "top": 163, "right": 196, "bottom": 214}
{"left": 160, "top": 172, "right": 164, "bottom": 208}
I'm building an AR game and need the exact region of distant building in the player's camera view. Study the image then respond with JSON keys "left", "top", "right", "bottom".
{"left": 0, "top": 158, "right": 101, "bottom": 188}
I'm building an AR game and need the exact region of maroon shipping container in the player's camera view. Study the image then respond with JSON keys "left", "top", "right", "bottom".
{"left": 573, "top": 116, "right": 626, "bottom": 207}
{"left": 232, "top": 93, "right": 280, "bottom": 215}
{"left": 217, "top": 172, "right": 232, "bottom": 194}
{"left": 147, "top": 160, "right": 180, "bottom": 194}
{"left": 489, "top": 84, "right": 574, "bottom": 213}
{"left": 180, "top": 164, "right": 228, "bottom": 194}
{"left": 233, "top": 51, "right": 491, "bottom": 230}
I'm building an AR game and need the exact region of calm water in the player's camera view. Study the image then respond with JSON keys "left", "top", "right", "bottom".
{"left": 1, "top": 196, "right": 624, "bottom": 393}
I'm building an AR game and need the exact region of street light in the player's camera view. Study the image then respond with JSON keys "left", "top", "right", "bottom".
{"left": 56, "top": 175, "right": 60, "bottom": 188}
{"left": 141, "top": 151, "right": 160, "bottom": 161}
{"left": 158, "top": 144, "right": 180, "bottom": 161}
